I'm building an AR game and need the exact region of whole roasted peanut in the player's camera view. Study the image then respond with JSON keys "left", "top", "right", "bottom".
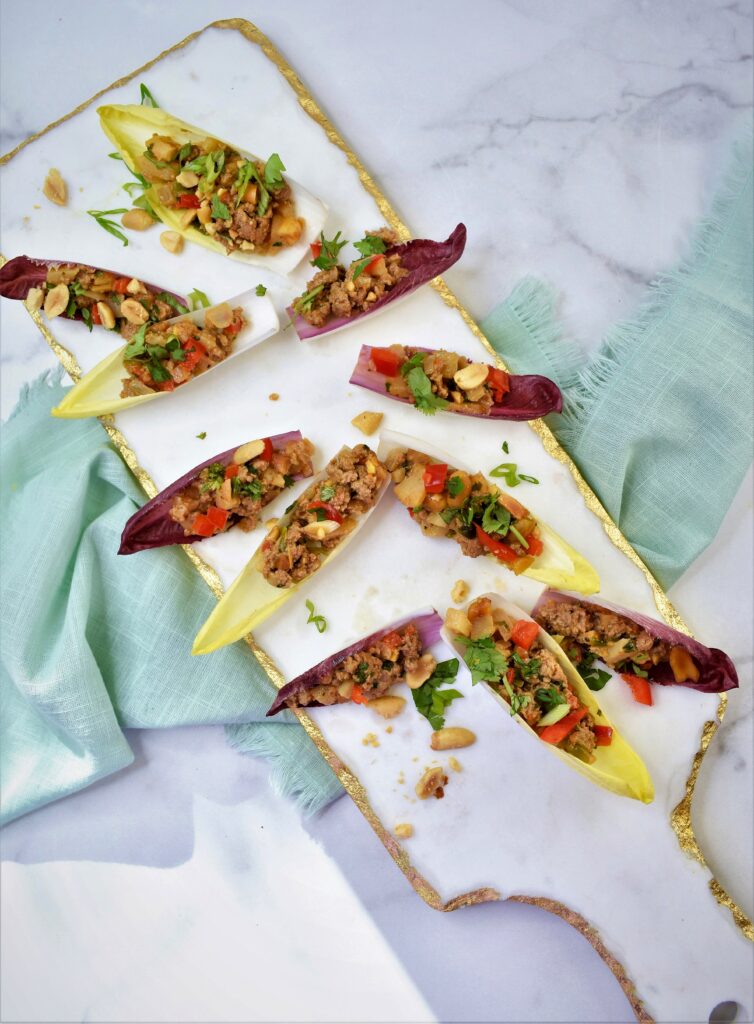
{"left": 367, "top": 695, "right": 406, "bottom": 719}
{"left": 120, "top": 298, "right": 149, "bottom": 325}
{"left": 302, "top": 520, "right": 340, "bottom": 540}
{"left": 25, "top": 287, "right": 44, "bottom": 312}
{"left": 454, "top": 362, "right": 489, "bottom": 391}
{"left": 160, "top": 230, "right": 184, "bottom": 255}
{"left": 405, "top": 653, "right": 437, "bottom": 690}
{"left": 42, "top": 168, "right": 67, "bottom": 206}
{"left": 96, "top": 301, "right": 116, "bottom": 330}
{"left": 121, "top": 209, "right": 155, "bottom": 231}
{"left": 415, "top": 766, "right": 448, "bottom": 800}
{"left": 125, "top": 278, "right": 145, "bottom": 295}
{"left": 43, "top": 283, "right": 69, "bottom": 319}
{"left": 430, "top": 727, "right": 476, "bottom": 751}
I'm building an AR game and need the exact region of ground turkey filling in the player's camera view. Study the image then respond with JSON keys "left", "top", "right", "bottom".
{"left": 294, "top": 229, "right": 408, "bottom": 327}
{"left": 120, "top": 304, "right": 244, "bottom": 397}
{"left": 33, "top": 264, "right": 176, "bottom": 337}
{"left": 385, "top": 447, "right": 543, "bottom": 575}
{"left": 374, "top": 346, "right": 510, "bottom": 415}
{"left": 533, "top": 599, "right": 699, "bottom": 683}
{"left": 137, "top": 133, "right": 303, "bottom": 256}
{"left": 170, "top": 438, "right": 315, "bottom": 537}
{"left": 286, "top": 624, "right": 424, "bottom": 709}
{"left": 452, "top": 598, "right": 597, "bottom": 758}
{"left": 261, "top": 444, "right": 387, "bottom": 588}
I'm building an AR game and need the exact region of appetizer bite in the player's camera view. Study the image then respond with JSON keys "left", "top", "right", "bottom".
{"left": 350, "top": 344, "right": 562, "bottom": 421}
{"left": 378, "top": 431, "right": 599, "bottom": 594}
{"left": 192, "top": 445, "right": 390, "bottom": 653}
{"left": 288, "top": 224, "right": 466, "bottom": 340}
{"left": 267, "top": 611, "right": 444, "bottom": 715}
{"left": 99, "top": 104, "right": 327, "bottom": 272}
{"left": 52, "top": 288, "right": 279, "bottom": 419}
{"left": 444, "top": 595, "right": 654, "bottom": 802}
{"left": 532, "top": 590, "right": 738, "bottom": 702}
{"left": 119, "top": 432, "right": 315, "bottom": 554}
{"left": 0, "top": 255, "right": 186, "bottom": 337}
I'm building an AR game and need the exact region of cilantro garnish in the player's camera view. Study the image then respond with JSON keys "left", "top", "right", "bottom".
{"left": 352, "top": 235, "right": 387, "bottom": 280}
{"left": 87, "top": 208, "right": 129, "bottom": 246}
{"left": 293, "top": 284, "right": 325, "bottom": 314}
{"left": 356, "top": 662, "right": 370, "bottom": 683}
{"left": 405, "top": 367, "right": 449, "bottom": 415}
{"left": 411, "top": 658, "right": 463, "bottom": 730}
{"left": 233, "top": 478, "right": 263, "bottom": 500}
{"left": 263, "top": 153, "right": 286, "bottom": 191}
{"left": 535, "top": 687, "right": 567, "bottom": 712}
{"left": 320, "top": 484, "right": 335, "bottom": 502}
{"left": 233, "top": 160, "right": 256, "bottom": 208}
{"left": 80, "top": 307, "right": 93, "bottom": 332}
{"left": 502, "top": 441, "right": 510, "bottom": 454}
{"left": 178, "top": 143, "right": 193, "bottom": 164}
{"left": 502, "top": 677, "right": 529, "bottom": 717}
{"left": 576, "top": 651, "right": 612, "bottom": 691}
{"left": 447, "top": 475, "right": 465, "bottom": 498}
{"left": 211, "top": 193, "right": 230, "bottom": 220}
{"left": 512, "top": 652, "right": 540, "bottom": 678}
{"left": 139, "top": 83, "right": 158, "bottom": 107}
{"left": 399, "top": 352, "right": 425, "bottom": 378}
{"left": 456, "top": 635, "right": 508, "bottom": 686}
{"left": 196, "top": 432, "right": 207, "bottom": 440}
{"left": 481, "top": 497, "right": 511, "bottom": 537}
{"left": 154, "top": 292, "right": 189, "bottom": 315}
{"left": 305, "top": 599, "right": 327, "bottom": 634}
{"left": 187, "top": 288, "right": 211, "bottom": 310}
{"left": 255, "top": 284, "right": 267, "bottom": 296}
{"left": 199, "top": 463, "right": 226, "bottom": 493}
{"left": 311, "top": 231, "right": 348, "bottom": 271}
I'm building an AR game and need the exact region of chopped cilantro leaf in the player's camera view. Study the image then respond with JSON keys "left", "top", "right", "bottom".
{"left": 311, "top": 230, "right": 349, "bottom": 271}
{"left": 354, "top": 234, "right": 387, "bottom": 258}
{"left": 211, "top": 193, "right": 230, "bottom": 220}
{"left": 199, "top": 463, "right": 226, "bottom": 493}
{"left": 456, "top": 635, "right": 507, "bottom": 686}
{"left": 196, "top": 432, "right": 207, "bottom": 440}
{"left": 481, "top": 498, "right": 511, "bottom": 537}
{"left": 320, "top": 484, "right": 335, "bottom": 502}
{"left": 535, "top": 687, "right": 567, "bottom": 711}
{"left": 411, "top": 658, "right": 463, "bottom": 730}
{"left": 154, "top": 292, "right": 189, "bottom": 315}
{"left": 405, "top": 366, "right": 449, "bottom": 415}
{"left": 255, "top": 284, "right": 267, "bottom": 296}
{"left": 263, "top": 153, "right": 286, "bottom": 190}
{"left": 356, "top": 662, "right": 370, "bottom": 683}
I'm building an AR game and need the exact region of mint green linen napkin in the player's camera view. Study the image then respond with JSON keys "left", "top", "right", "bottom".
{"left": 481, "top": 130, "right": 753, "bottom": 589}
{"left": 0, "top": 375, "right": 342, "bottom": 825}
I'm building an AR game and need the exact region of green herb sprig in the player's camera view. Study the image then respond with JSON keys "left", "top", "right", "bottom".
{"left": 305, "top": 599, "right": 327, "bottom": 634}
{"left": 456, "top": 635, "right": 508, "bottom": 686}
{"left": 411, "top": 658, "right": 463, "bottom": 730}
{"left": 139, "top": 83, "right": 158, "bottom": 107}
{"left": 87, "top": 208, "right": 129, "bottom": 246}
{"left": 311, "top": 231, "right": 349, "bottom": 271}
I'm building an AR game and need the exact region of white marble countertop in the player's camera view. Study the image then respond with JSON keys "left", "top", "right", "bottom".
{"left": 1, "top": 2, "right": 752, "bottom": 1022}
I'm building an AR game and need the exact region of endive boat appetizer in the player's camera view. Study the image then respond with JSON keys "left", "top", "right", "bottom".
{"left": 51, "top": 288, "right": 279, "bottom": 419}
{"left": 378, "top": 431, "right": 599, "bottom": 594}
{"left": 99, "top": 104, "right": 327, "bottom": 273}
{"left": 266, "top": 610, "right": 445, "bottom": 715}
{"left": 193, "top": 444, "right": 390, "bottom": 654}
{"left": 444, "top": 594, "right": 654, "bottom": 802}
{"left": 0, "top": 255, "right": 186, "bottom": 336}
{"left": 288, "top": 224, "right": 466, "bottom": 340}
{"left": 532, "top": 589, "right": 738, "bottom": 703}
{"left": 119, "top": 432, "right": 315, "bottom": 554}
{"left": 350, "top": 343, "right": 562, "bottom": 421}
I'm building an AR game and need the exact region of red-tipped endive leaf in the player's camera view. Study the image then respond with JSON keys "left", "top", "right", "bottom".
{"left": 0, "top": 255, "right": 187, "bottom": 327}
{"left": 349, "top": 344, "right": 562, "bottom": 421}
{"left": 531, "top": 589, "right": 738, "bottom": 694}
{"left": 267, "top": 609, "right": 443, "bottom": 716}
{"left": 119, "top": 431, "right": 306, "bottom": 554}
{"left": 288, "top": 224, "right": 467, "bottom": 340}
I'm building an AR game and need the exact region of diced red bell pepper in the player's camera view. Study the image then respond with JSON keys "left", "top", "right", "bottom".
{"left": 370, "top": 346, "right": 403, "bottom": 377}
{"left": 365, "top": 254, "right": 384, "bottom": 276}
{"left": 226, "top": 318, "right": 243, "bottom": 335}
{"left": 538, "top": 705, "right": 588, "bottom": 745}
{"left": 381, "top": 630, "right": 403, "bottom": 649}
{"left": 526, "top": 535, "right": 544, "bottom": 557}
{"left": 260, "top": 437, "right": 274, "bottom": 462}
{"left": 192, "top": 513, "right": 216, "bottom": 537}
{"left": 177, "top": 193, "right": 201, "bottom": 209}
{"left": 90, "top": 303, "right": 101, "bottom": 325}
{"left": 310, "top": 240, "right": 322, "bottom": 261}
{"left": 182, "top": 339, "right": 207, "bottom": 372}
{"left": 622, "top": 673, "right": 653, "bottom": 706}
{"left": 307, "top": 501, "right": 344, "bottom": 524}
{"left": 593, "top": 724, "right": 613, "bottom": 746}
{"left": 156, "top": 379, "right": 176, "bottom": 392}
{"left": 351, "top": 684, "right": 368, "bottom": 705}
{"left": 488, "top": 366, "right": 510, "bottom": 404}
{"left": 506, "top": 668, "right": 515, "bottom": 685}
{"left": 475, "top": 524, "right": 518, "bottom": 563}
{"left": 225, "top": 463, "right": 239, "bottom": 480}
{"left": 206, "top": 506, "right": 229, "bottom": 529}
{"left": 511, "top": 619, "right": 539, "bottom": 651}
{"left": 423, "top": 463, "right": 448, "bottom": 494}
{"left": 114, "top": 276, "right": 131, "bottom": 295}
{"left": 408, "top": 508, "right": 415, "bottom": 518}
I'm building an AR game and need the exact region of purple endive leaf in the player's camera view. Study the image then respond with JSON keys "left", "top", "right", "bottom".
{"left": 350, "top": 344, "right": 562, "bottom": 421}
{"left": 531, "top": 589, "right": 738, "bottom": 694}
{"left": 267, "top": 610, "right": 443, "bottom": 716}
{"left": 119, "top": 431, "right": 304, "bottom": 554}
{"left": 288, "top": 224, "right": 467, "bottom": 340}
{"left": 0, "top": 255, "right": 187, "bottom": 326}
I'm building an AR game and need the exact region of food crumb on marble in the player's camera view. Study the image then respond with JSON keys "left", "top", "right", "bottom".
{"left": 397, "top": 771, "right": 405, "bottom": 784}
{"left": 269, "top": 392, "right": 280, "bottom": 401}
{"left": 385, "top": 725, "right": 393, "bottom": 733}
{"left": 449, "top": 756, "right": 463, "bottom": 772}
{"left": 42, "top": 168, "right": 67, "bottom": 206}
{"left": 351, "top": 410, "right": 383, "bottom": 436}
{"left": 362, "top": 732, "right": 380, "bottom": 748}
{"left": 394, "top": 822, "right": 414, "bottom": 839}
{"left": 451, "top": 579, "right": 469, "bottom": 603}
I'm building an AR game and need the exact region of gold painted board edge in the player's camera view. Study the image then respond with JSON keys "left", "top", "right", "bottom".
{"left": 1, "top": 19, "right": 750, "bottom": 1018}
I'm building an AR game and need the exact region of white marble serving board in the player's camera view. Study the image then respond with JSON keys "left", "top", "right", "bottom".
{"left": 0, "top": 22, "right": 750, "bottom": 1024}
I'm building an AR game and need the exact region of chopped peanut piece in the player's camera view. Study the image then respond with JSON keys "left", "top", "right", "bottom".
{"left": 448, "top": 757, "right": 463, "bottom": 773}
{"left": 451, "top": 580, "right": 469, "bottom": 603}
{"left": 96, "top": 302, "right": 116, "bottom": 330}
{"left": 120, "top": 298, "right": 149, "bottom": 325}
{"left": 42, "top": 168, "right": 67, "bottom": 206}
{"left": 415, "top": 766, "right": 448, "bottom": 800}
{"left": 160, "top": 231, "right": 184, "bottom": 255}
{"left": 269, "top": 393, "right": 280, "bottom": 401}
{"left": 362, "top": 732, "right": 380, "bottom": 748}
{"left": 394, "top": 823, "right": 414, "bottom": 839}
{"left": 351, "top": 411, "right": 383, "bottom": 436}
{"left": 444, "top": 607, "right": 471, "bottom": 638}
{"left": 121, "top": 209, "right": 155, "bottom": 231}
{"left": 430, "top": 727, "right": 476, "bottom": 751}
